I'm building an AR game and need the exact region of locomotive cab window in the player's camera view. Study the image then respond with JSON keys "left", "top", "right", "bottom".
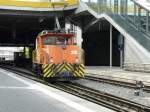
{"left": 42, "top": 36, "right": 68, "bottom": 45}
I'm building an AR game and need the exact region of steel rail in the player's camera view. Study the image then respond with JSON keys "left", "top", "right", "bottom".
{"left": 55, "top": 82, "right": 131, "bottom": 112}
{"left": 85, "top": 75, "right": 150, "bottom": 92}
{"left": 54, "top": 82, "right": 150, "bottom": 112}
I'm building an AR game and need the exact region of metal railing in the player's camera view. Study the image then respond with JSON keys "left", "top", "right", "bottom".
{"left": 83, "top": 0, "right": 150, "bottom": 35}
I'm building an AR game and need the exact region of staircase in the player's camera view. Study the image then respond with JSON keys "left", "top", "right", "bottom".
{"left": 80, "top": 0, "right": 150, "bottom": 72}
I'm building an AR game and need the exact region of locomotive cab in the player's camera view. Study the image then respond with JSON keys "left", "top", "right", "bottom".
{"left": 42, "top": 34, "right": 73, "bottom": 46}
{"left": 32, "top": 31, "right": 85, "bottom": 80}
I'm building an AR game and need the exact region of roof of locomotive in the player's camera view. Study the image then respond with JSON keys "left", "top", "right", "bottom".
{"left": 37, "top": 30, "right": 74, "bottom": 39}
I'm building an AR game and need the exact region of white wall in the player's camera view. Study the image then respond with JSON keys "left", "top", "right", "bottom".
{"left": 0, "top": 47, "right": 23, "bottom": 60}
{"left": 124, "top": 37, "right": 150, "bottom": 72}
{"left": 65, "top": 22, "right": 83, "bottom": 47}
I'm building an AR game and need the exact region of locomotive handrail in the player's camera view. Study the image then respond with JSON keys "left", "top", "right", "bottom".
{"left": 37, "top": 30, "right": 75, "bottom": 37}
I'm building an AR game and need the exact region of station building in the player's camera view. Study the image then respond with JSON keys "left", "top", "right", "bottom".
{"left": 0, "top": 0, "right": 149, "bottom": 72}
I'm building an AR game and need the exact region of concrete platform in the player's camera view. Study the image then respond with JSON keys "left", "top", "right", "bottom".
{"left": 86, "top": 66, "right": 150, "bottom": 86}
{"left": 0, "top": 68, "right": 115, "bottom": 112}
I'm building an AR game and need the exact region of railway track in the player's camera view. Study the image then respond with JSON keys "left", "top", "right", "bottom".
{"left": 55, "top": 82, "right": 150, "bottom": 112}
{"left": 1, "top": 66, "right": 150, "bottom": 112}
{"left": 85, "top": 75, "right": 150, "bottom": 92}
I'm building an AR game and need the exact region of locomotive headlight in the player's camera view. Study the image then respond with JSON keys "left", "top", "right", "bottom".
{"left": 75, "top": 58, "right": 79, "bottom": 63}
{"left": 71, "top": 50, "right": 81, "bottom": 63}
{"left": 50, "top": 57, "right": 53, "bottom": 63}
{"left": 71, "top": 50, "right": 78, "bottom": 55}
{"left": 63, "top": 60, "right": 67, "bottom": 63}
{"left": 62, "top": 45, "right": 66, "bottom": 50}
{"left": 50, "top": 59, "right": 54, "bottom": 62}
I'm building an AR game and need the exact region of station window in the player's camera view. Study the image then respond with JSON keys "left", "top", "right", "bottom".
{"left": 110, "top": 0, "right": 114, "bottom": 13}
{"left": 42, "top": 36, "right": 72, "bottom": 45}
{"left": 134, "top": 5, "right": 139, "bottom": 28}
{"left": 148, "top": 13, "right": 150, "bottom": 34}
{"left": 106, "top": 0, "right": 111, "bottom": 11}
{"left": 87, "top": 0, "right": 99, "bottom": 12}
{"left": 140, "top": 8, "right": 147, "bottom": 32}
{"left": 118, "top": 0, "right": 121, "bottom": 15}
{"left": 127, "top": 0, "right": 134, "bottom": 23}
{"left": 114, "top": 0, "right": 118, "bottom": 14}
{"left": 120, "top": 0, "right": 127, "bottom": 17}
{"left": 82, "top": 0, "right": 89, "bottom": 2}
{"left": 43, "top": 36, "right": 64, "bottom": 45}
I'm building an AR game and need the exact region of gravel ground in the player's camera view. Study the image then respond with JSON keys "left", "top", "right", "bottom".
{"left": 72, "top": 79, "right": 150, "bottom": 107}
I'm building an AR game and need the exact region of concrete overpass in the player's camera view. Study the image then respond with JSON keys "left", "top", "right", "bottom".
{"left": 0, "top": 0, "right": 78, "bottom": 46}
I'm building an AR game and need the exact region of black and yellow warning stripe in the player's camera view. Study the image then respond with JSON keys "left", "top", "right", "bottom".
{"left": 42, "top": 63, "right": 54, "bottom": 78}
{"left": 42, "top": 63, "right": 85, "bottom": 78}
{"left": 73, "top": 64, "right": 85, "bottom": 77}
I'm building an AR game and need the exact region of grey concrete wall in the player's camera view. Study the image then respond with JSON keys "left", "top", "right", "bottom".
{"left": 124, "top": 37, "right": 150, "bottom": 72}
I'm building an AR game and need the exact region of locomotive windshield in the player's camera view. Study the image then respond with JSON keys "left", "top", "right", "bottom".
{"left": 42, "top": 36, "right": 67, "bottom": 45}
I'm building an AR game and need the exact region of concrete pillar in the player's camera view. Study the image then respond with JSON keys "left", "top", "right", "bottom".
{"left": 76, "top": 26, "right": 82, "bottom": 47}
{"left": 110, "top": 24, "right": 112, "bottom": 68}
{"left": 118, "top": 34, "right": 124, "bottom": 68}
